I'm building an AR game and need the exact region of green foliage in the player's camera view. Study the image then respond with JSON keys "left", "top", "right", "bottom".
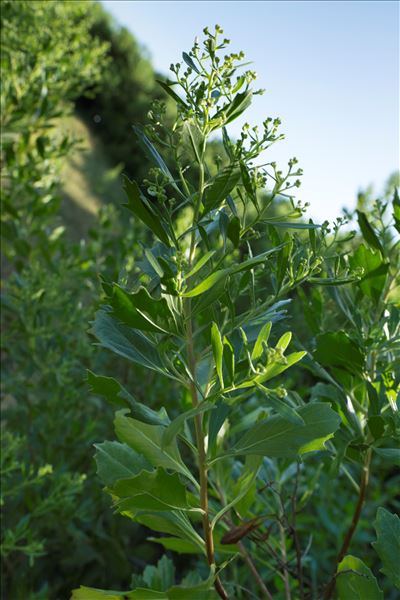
{"left": 76, "top": 24, "right": 399, "bottom": 600}
{"left": 372, "top": 508, "right": 400, "bottom": 589}
{"left": 2, "top": 8, "right": 398, "bottom": 599}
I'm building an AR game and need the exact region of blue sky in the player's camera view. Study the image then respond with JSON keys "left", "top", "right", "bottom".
{"left": 102, "top": 0, "right": 399, "bottom": 223}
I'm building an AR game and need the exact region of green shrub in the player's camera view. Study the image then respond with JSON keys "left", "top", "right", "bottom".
{"left": 72, "top": 25, "right": 400, "bottom": 599}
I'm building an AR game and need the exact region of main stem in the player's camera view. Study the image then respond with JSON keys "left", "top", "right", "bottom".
{"left": 185, "top": 160, "right": 229, "bottom": 600}
{"left": 323, "top": 449, "right": 372, "bottom": 600}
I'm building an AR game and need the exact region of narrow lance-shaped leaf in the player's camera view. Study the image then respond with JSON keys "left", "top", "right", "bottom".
{"left": 251, "top": 322, "right": 272, "bottom": 361}
{"left": 156, "top": 79, "right": 190, "bottom": 110}
{"left": 162, "top": 402, "right": 214, "bottom": 448}
{"left": 356, "top": 209, "right": 383, "bottom": 253}
{"left": 203, "top": 164, "right": 241, "bottom": 213}
{"left": 186, "top": 250, "right": 215, "bottom": 279}
{"left": 211, "top": 322, "right": 224, "bottom": 387}
{"left": 123, "top": 176, "right": 171, "bottom": 246}
{"left": 133, "top": 125, "right": 185, "bottom": 199}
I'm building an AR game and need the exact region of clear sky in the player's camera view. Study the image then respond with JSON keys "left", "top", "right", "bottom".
{"left": 102, "top": 0, "right": 399, "bottom": 223}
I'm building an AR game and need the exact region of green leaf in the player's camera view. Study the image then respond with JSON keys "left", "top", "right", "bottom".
{"left": 264, "top": 221, "right": 321, "bottom": 230}
{"left": 162, "top": 402, "right": 214, "bottom": 448}
{"left": 232, "top": 402, "right": 341, "bottom": 458}
{"left": 244, "top": 351, "right": 306, "bottom": 387}
{"left": 222, "top": 337, "right": 235, "bottom": 385}
{"left": 148, "top": 537, "right": 200, "bottom": 554}
{"left": 186, "top": 250, "right": 215, "bottom": 279}
{"left": 114, "top": 412, "right": 196, "bottom": 485}
{"left": 203, "top": 164, "right": 241, "bottom": 213}
{"left": 227, "top": 216, "right": 241, "bottom": 248}
{"left": 182, "top": 269, "right": 228, "bottom": 298}
{"left": 212, "top": 91, "right": 253, "bottom": 128}
{"left": 208, "top": 401, "right": 231, "bottom": 454}
{"left": 134, "top": 510, "right": 205, "bottom": 554}
{"left": 255, "top": 383, "right": 304, "bottom": 425}
{"left": 349, "top": 244, "right": 389, "bottom": 302}
{"left": 276, "top": 233, "right": 292, "bottom": 289}
{"left": 91, "top": 310, "right": 171, "bottom": 376}
{"left": 336, "top": 555, "right": 383, "bottom": 600}
{"left": 372, "top": 448, "right": 400, "bottom": 465}
{"left": 112, "top": 468, "right": 190, "bottom": 511}
{"left": 276, "top": 331, "right": 292, "bottom": 352}
{"left": 156, "top": 79, "right": 189, "bottom": 110}
{"left": 183, "top": 119, "right": 203, "bottom": 163}
{"left": 251, "top": 322, "right": 272, "bottom": 361}
{"left": 94, "top": 441, "right": 151, "bottom": 486}
{"left": 141, "top": 555, "right": 176, "bottom": 592}
{"left": 88, "top": 371, "right": 169, "bottom": 426}
{"left": 184, "top": 247, "right": 282, "bottom": 298}
{"left": 372, "top": 507, "right": 400, "bottom": 588}
{"left": 122, "top": 176, "right": 170, "bottom": 246}
{"left": 133, "top": 126, "right": 185, "bottom": 200}
{"left": 314, "top": 331, "right": 364, "bottom": 375}
{"left": 71, "top": 587, "right": 166, "bottom": 599}
{"left": 182, "top": 51, "right": 200, "bottom": 74}
{"left": 356, "top": 210, "right": 383, "bottom": 253}
{"left": 393, "top": 188, "right": 400, "bottom": 233}
{"left": 109, "top": 285, "right": 176, "bottom": 335}
{"left": 211, "top": 322, "right": 224, "bottom": 387}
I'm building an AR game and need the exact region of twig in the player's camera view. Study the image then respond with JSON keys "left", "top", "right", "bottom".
{"left": 291, "top": 462, "right": 304, "bottom": 600}
{"left": 237, "top": 540, "right": 274, "bottom": 600}
{"left": 323, "top": 450, "right": 372, "bottom": 600}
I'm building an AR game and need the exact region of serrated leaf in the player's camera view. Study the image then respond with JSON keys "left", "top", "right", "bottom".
{"left": 112, "top": 468, "right": 190, "bottom": 511}
{"left": 115, "top": 412, "right": 196, "bottom": 486}
{"left": 122, "top": 176, "right": 170, "bottom": 246}
{"left": 109, "top": 285, "right": 176, "bottom": 335}
{"left": 231, "top": 402, "right": 341, "bottom": 458}
{"left": 88, "top": 371, "right": 168, "bottom": 426}
{"left": 337, "top": 555, "right": 383, "bottom": 600}
{"left": 372, "top": 507, "right": 400, "bottom": 588}
{"left": 94, "top": 441, "right": 151, "bottom": 486}
{"left": 134, "top": 510, "right": 205, "bottom": 554}
{"left": 90, "top": 310, "right": 170, "bottom": 377}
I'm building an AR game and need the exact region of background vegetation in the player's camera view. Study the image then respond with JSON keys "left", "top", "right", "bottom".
{"left": 1, "top": 2, "right": 398, "bottom": 600}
